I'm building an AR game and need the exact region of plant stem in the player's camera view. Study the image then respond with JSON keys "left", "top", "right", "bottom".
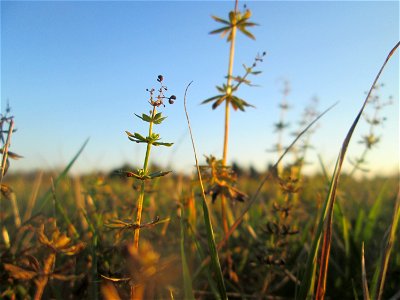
{"left": 34, "top": 252, "right": 55, "bottom": 300}
{"left": 143, "top": 107, "right": 156, "bottom": 171}
{"left": 134, "top": 106, "right": 157, "bottom": 249}
{"left": 222, "top": 0, "right": 238, "bottom": 166}
{"left": 0, "top": 119, "right": 14, "bottom": 181}
{"left": 220, "top": 0, "right": 238, "bottom": 281}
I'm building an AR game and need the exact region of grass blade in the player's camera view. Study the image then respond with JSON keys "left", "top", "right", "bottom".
{"left": 361, "top": 243, "right": 371, "bottom": 300}
{"left": 179, "top": 206, "right": 195, "bottom": 300}
{"left": 50, "top": 177, "right": 79, "bottom": 238}
{"left": 370, "top": 189, "right": 400, "bottom": 300}
{"left": 299, "top": 42, "right": 399, "bottom": 300}
{"left": 362, "top": 182, "right": 388, "bottom": 242}
{"left": 183, "top": 82, "right": 227, "bottom": 300}
{"left": 82, "top": 209, "right": 100, "bottom": 300}
{"left": 188, "top": 222, "right": 220, "bottom": 299}
{"left": 35, "top": 138, "right": 89, "bottom": 213}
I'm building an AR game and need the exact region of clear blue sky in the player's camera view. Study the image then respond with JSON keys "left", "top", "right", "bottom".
{"left": 1, "top": 1, "right": 399, "bottom": 175}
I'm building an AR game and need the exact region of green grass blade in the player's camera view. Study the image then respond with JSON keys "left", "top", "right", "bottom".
{"left": 361, "top": 243, "right": 371, "bottom": 300}
{"left": 297, "top": 157, "right": 340, "bottom": 299}
{"left": 370, "top": 190, "right": 400, "bottom": 300}
{"left": 299, "top": 42, "right": 399, "bottom": 300}
{"left": 50, "top": 178, "right": 79, "bottom": 238}
{"left": 352, "top": 279, "right": 359, "bottom": 300}
{"left": 354, "top": 209, "right": 366, "bottom": 244}
{"left": 362, "top": 182, "right": 387, "bottom": 242}
{"left": 183, "top": 82, "right": 227, "bottom": 300}
{"left": 319, "top": 154, "right": 351, "bottom": 259}
{"left": 180, "top": 208, "right": 195, "bottom": 300}
{"left": 35, "top": 138, "right": 89, "bottom": 213}
{"left": 82, "top": 209, "right": 99, "bottom": 300}
{"left": 188, "top": 223, "right": 220, "bottom": 299}
{"left": 334, "top": 201, "right": 351, "bottom": 259}
{"left": 201, "top": 199, "right": 227, "bottom": 299}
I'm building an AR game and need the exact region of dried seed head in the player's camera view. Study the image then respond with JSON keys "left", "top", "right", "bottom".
{"left": 157, "top": 75, "right": 164, "bottom": 82}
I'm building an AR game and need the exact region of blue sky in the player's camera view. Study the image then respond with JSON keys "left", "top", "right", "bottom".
{"left": 1, "top": 1, "right": 399, "bottom": 175}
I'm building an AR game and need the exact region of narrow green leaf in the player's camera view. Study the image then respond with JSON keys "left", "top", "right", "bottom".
{"left": 134, "top": 113, "right": 151, "bottom": 122}
{"left": 201, "top": 95, "right": 223, "bottom": 105}
{"left": 148, "top": 170, "right": 171, "bottom": 179}
{"left": 183, "top": 82, "right": 227, "bottom": 300}
{"left": 230, "top": 96, "right": 254, "bottom": 111}
{"left": 152, "top": 142, "right": 174, "bottom": 147}
{"left": 116, "top": 170, "right": 144, "bottom": 180}
{"left": 228, "top": 11, "right": 235, "bottom": 22}
{"left": 188, "top": 223, "right": 221, "bottom": 300}
{"left": 154, "top": 112, "right": 162, "bottom": 120}
{"left": 362, "top": 182, "right": 387, "bottom": 241}
{"left": 354, "top": 209, "right": 366, "bottom": 243}
{"left": 0, "top": 149, "right": 23, "bottom": 159}
{"left": 211, "top": 95, "right": 227, "bottom": 110}
{"left": 125, "top": 130, "right": 135, "bottom": 137}
{"left": 153, "top": 117, "right": 167, "bottom": 125}
{"left": 299, "top": 42, "right": 399, "bottom": 300}
{"left": 209, "top": 27, "right": 230, "bottom": 35}
{"left": 134, "top": 132, "right": 146, "bottom": 140}
{"left": 370, "top": 191, "right": 400, "bottom": 300}
{"left": 238, "top": 27, "right": 256, "bottom": 40}
{"left": 243, "top": 21, "right": 258, "bottom": 27}
{"left": 211, "top": 15, "right": 230, "bottom": 25}
{"left": 202, "top": 199, "right": 227, "bottom": 299}
{"left": 361, "top": 243, "right": 371, "bottom": 300}
{"left": 81, "top": 209, "right": 99, "bottom": 300}
{"left": 180, "top": 208, "right": 195, "bottom": 300}
{"left": 36, "top": 138, "right": 89, "bottom": 212}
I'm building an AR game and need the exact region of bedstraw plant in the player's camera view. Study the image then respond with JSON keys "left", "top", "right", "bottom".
{"left": 202, "top": 0, "right": 264, "bottom": 280}
{"left": 118, "top": 75, "right": 176, "bottom": 249}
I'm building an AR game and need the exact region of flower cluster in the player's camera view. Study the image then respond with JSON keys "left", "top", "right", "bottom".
{"left": 147, "top": 75, "right": 176, "bottom": 107}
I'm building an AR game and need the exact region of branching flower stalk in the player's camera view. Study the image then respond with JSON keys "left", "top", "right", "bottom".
{"left": 274, "top": 80, "right": 291, "bottom": 176}
{"left": 349, "top": 83, "right": 392, "bottom": 176}
{"left": 122, "top": 75, "right": 175, "bottom": 250}
{"left": 290, "top": 97, "right": 320, "bottom": 180}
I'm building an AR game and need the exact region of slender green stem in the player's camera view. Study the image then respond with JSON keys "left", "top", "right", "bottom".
{"left": 134, "top": 183, "right": 145, "bottom": 249}
{"left": 134, "top": 106, "right": 157, "bottom": 249}
{"left": 143, "top": 107, "right": 157, "bottom": 171}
